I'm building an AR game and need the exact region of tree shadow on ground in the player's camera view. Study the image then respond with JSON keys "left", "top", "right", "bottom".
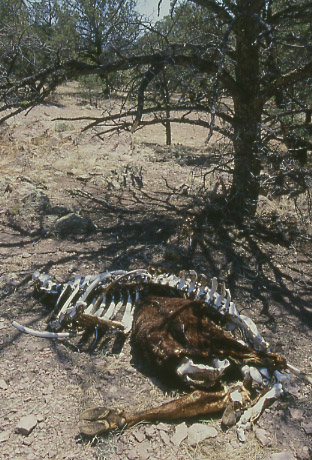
{"left": 79, "top": 188, "right": 312, "bottom": 328}
{"left": 1, "top": 182, "right": 311, "bottom": 330}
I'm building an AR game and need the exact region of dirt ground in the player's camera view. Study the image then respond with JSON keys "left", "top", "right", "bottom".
{"left": 0, "top": 83, "right": 311, "bottom": 460}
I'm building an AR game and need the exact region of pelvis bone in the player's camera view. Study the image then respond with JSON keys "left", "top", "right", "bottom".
{"left": 12, "top": 269, "right": 308, "bottom": 440}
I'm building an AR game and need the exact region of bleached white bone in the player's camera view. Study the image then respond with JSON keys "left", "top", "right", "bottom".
{"left": 176, "top": 357, "right": 230, "bottom": 387}
{"left": 230, "top": 389, "right": 243, "bottom": 403}
{"left": 99, "top": 296, "right": 115, "bottom": 319}
{"left": 80, "top": 274, "right": 92, "bottom": 288}
{"left": 177, "top": 271, "right": 187, "bottom": 291}
{"left": 226, "top": 312, "right": 268, "bottom": 351}
{"left": 33, "top": 272, "right": 51, "bottom": 287}
{"left": 224, "top": 289, "right": 231, "bottom": 311}
{"left": 196, "top": 274, "right": 208, "bottom": 298}
{"left": 55, "top": 283, "right": 80, "bottom": 320}
{"left": 228, "top": 302, "right": 239, "bottom": 317}
{"left": 78, "top": 276, "right": 102, "bottom": 303}
{"left": 242, "top": 365, "right": 264, "bottom": 385}
{"left": 122, "top": 292, "right": 136, "bottom": 333}
{"left": 54, "top": 282, "right": 73, "bottom": 309}
{"left": 286, "top": 363, "right": 312, "bottom": 384}
{"left": 167, "top": 274, "right": 181, "bottom": 287}
{"left": 12, "top": 321, "right": 82, "bottom": 338}
{"left": 155, "top": 274, "right": 170, "bottom": 285}
{"left": 249, "top": 366, "right": 263, "bottom": 385}
{"left": 237, "top": 383, "right": 283, "bottom": 438}
{"left": 207, "top": 277, "right": 218, "bottom": 304}
{"left": 274, "top": 369, "right": 290, "bottom": 391}
{"left": 215, "top": 292, "right": 224, "bottom": 309}
{"left": 187, "top": 270, "right": 197, "bottom": 294}
{"left": 259, "top": 367, "right": 270, "bottom": 379}
{"left": 84, "top": 297, "right": 100, "bottom": 315}
{"left": 108, "top": 295, "right": 125, "bottom": 319}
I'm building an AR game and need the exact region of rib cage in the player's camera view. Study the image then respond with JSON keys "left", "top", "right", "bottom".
{"left": 30, "top": 268, "right": 268, "bottom": 351}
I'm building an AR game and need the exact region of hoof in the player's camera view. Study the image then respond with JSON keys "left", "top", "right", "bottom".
{"left": 80, "top": 420, "right": 111, "bottom": 436}
{"left": 80, "top": 407, "right": 110, "bottom": 421}
{"left": 79, "top": 407, "right": 127, "bottom": 436}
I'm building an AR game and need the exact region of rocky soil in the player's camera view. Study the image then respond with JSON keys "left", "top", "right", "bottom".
{"left": 0, "top": 83, "right": 311, "bottom": 460}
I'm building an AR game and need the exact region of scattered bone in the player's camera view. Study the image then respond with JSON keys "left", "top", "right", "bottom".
{"left": 12, "top": 321, "right": 80, "bottom": 338}
{"left": 176, "top": 357, "right": 230, "bottom": 388}
{"left": 237, "top": 383, "right": 283, "bottom": 441}
{"left": 249, "top": 366, "right": 264, "bottom": 385}
{"left": 274, "top": 370, "right": 290, "bottom": 391}
{"left": 286, "top": 363, "right": 312, "bottom": 384}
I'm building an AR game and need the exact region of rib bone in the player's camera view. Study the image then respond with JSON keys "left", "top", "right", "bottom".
{"left": 12, "top": 321, "right": 81, "bottom": 338}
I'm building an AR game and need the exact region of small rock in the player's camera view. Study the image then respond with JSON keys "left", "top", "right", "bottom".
{"left": 133, "top": 429, "right": 145, "bottom": 443}
{"left": 0, "top": 378, "right": 8, "bottom": 390}
{"left": 171, "top": 422, "right": 188, "bottom": 446}
{"left": 15, "top": 415, "right": 38, "bottom": 436}
{"left": 157, "top": 422, "right": 171, "bottom": 432}
{"left": 222, "top": 403, "right": 236, "bottom": 427}
{"left": 289, "top": 408, "right": 304, "bottom": 420}
{"left": 144, "top": 425, "right": 156, "bottom": 438}
{"left": 76, "top": 174, "right": 90, "bottom": 182}
{"left": 267, "top": 452, "right": 296, "bottom": 460}
{"left": 22, "top": 438, "right": 32, "bottom": 446}
{"left": 50, "top": 136, "right": 59, "bottom": 147}
{"left": 126, "top": 449, "right": 138, "bottom": 460}
{"left": 53, "top": 213, "right": 96, "bottom": 237}
{"left": 255, "top": 428, "right": 271, "bottom": 446}
{"left": 287, "top": 384, "right": 301, "bottom": 397}
{"left": 159, "top": 430, "right": 170, "bottom": 444}
{"left": 298, "top": 446, "right": 311, "bottom": 460}
{"left": 0, "top": 430, "right": 10, "bottom": 442}
{"left": 187, "top": 423, "right": 218, "bottom": 446}
{"left": 302, "top": 421, "right": 312, "bottom": 435}
{"left": 136, "top": 441, "right": 150, "bottom": 460}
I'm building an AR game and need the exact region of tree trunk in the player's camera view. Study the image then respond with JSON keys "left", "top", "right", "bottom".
{"left": 162, "top": 72, "right": 171, "bottom": 145}
{"left": 229, "top": 2, "right": 264, "bottom": 220}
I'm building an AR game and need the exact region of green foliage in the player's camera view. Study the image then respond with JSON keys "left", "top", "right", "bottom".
{"left": 67, "top": 0, "right": 139, "bottom": 62}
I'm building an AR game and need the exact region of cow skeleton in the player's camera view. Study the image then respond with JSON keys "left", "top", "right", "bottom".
{"left": 12, "top": 269, "right": 311, "bottom": 441}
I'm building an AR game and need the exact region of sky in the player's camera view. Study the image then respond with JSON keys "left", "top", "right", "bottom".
{"left": 136, "top": 0, "right": 172, "bottom": 22}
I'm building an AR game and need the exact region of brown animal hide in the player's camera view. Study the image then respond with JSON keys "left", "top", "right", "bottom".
{"left": 132, "top": 296, "right": 286, "bottom": 380}
{"left": 79, "top": 296, "right": 286, "bottom": 436}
